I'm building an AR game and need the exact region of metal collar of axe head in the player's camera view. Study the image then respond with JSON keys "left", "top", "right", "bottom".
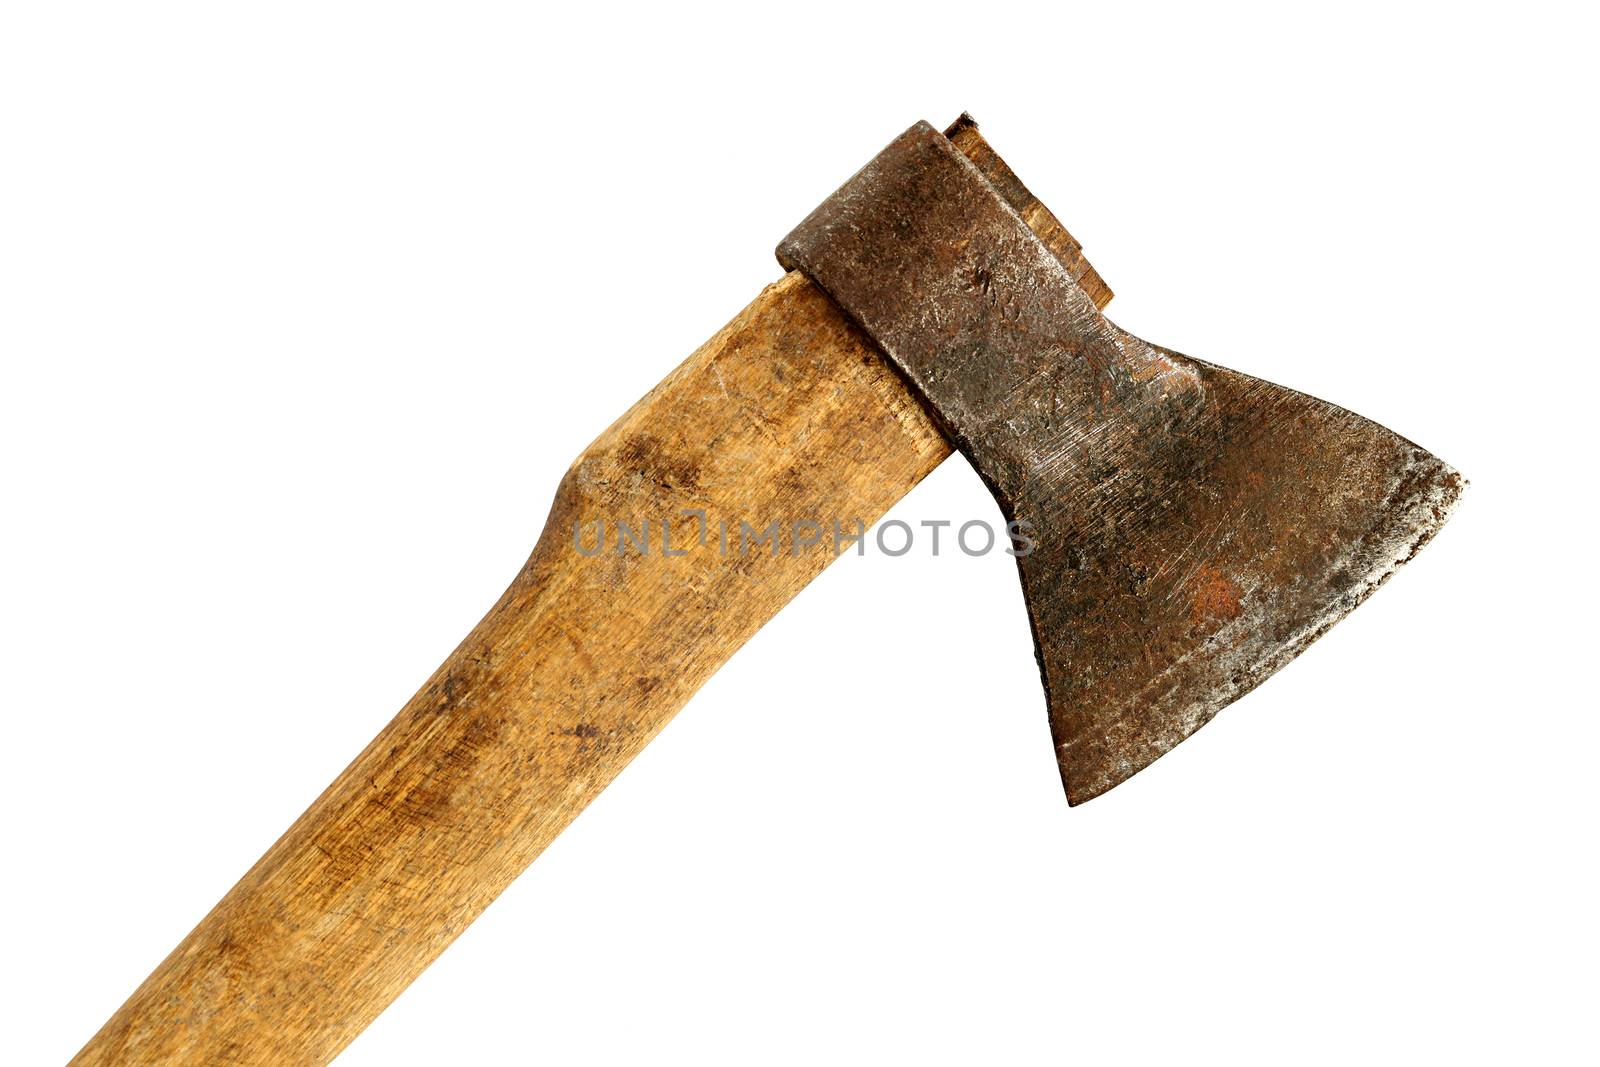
{"left": 778, "top": 119, "right": 1463, "bottom": 804}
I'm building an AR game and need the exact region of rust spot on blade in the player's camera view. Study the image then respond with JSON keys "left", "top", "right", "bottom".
{"left": 1188, "top": 564, "right": 1243, "bottom": 626}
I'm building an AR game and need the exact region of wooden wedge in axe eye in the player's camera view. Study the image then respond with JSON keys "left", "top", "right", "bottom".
{"left": 74, "top": 116, "right": 1463, "bottom": 1064}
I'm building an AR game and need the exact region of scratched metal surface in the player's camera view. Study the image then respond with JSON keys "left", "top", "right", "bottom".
{"left": 779, "top": 121, "right": 1463, "bottom": 804}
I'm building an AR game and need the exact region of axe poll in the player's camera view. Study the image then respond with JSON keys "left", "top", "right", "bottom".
{"left": 74, "top": 115, "right": 1461, "bottom": 1064}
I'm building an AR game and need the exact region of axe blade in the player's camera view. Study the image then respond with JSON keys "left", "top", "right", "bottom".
{"left": 781, "top": 121, "right": 1464, "bottom": 803}
{"left": 1023, "top": 356, "right": 1463, "bottom": 803}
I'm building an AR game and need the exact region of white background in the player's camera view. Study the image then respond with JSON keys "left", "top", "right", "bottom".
{"left": 3, "top": 3, "right": 1595, "bottom": 1064}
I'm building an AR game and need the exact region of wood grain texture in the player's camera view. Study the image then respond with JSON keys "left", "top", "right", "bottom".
{"left": 74, "top": 130, "right": 1110, "bottom": 1065}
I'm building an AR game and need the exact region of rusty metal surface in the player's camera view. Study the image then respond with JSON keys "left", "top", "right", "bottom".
{"left": 779, "top": 121, "right": 1463, "bottom": 804}
{"left": 942, "top": 113, "right": 1114, "bottom": 310}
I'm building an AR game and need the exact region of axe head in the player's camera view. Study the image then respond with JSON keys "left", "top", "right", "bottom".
{"left": 781, "top": 120, "right": 1463, "bottom": 803}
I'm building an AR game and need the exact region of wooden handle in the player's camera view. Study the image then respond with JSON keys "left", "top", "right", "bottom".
{"left": 75, "top": 129, "right": 1110, "bottom": 1065}
{"left": 73, "top": 273, "right": 948, "bottom": 1064}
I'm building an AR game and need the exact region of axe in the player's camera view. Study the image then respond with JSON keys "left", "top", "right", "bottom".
{"left": 74, "top": 116, "right": 1462, "bottom": 1064}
